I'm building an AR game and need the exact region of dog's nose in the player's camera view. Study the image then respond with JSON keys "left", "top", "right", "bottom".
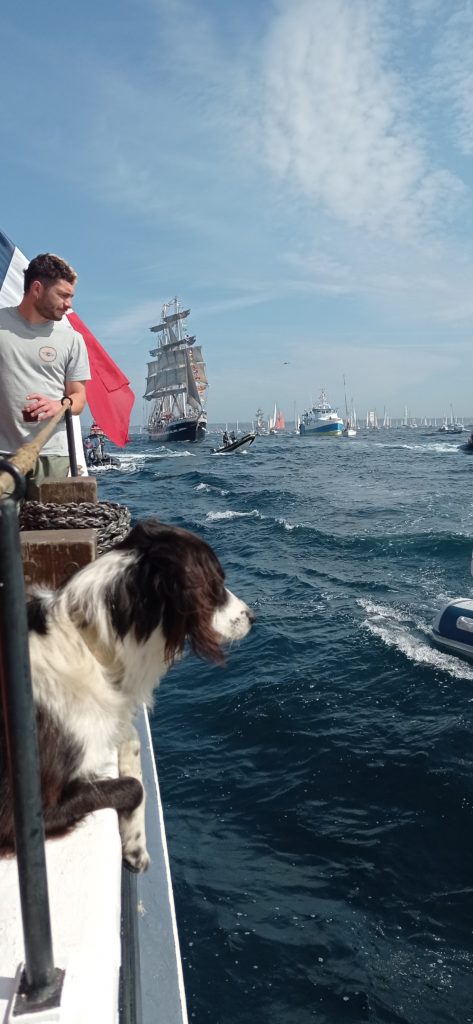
{"left": 247, "top": 608, "right": 256, "bottom": 624}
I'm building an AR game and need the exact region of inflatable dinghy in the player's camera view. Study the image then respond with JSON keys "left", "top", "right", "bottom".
{"left": 431, "top": 599, "right": 473, "bottom": 660}
{"left": 211, "top": 432, "right": 256, "bottom": 455}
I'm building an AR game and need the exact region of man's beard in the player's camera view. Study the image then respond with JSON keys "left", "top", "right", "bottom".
{"left": 36, "top": 297, "right": 63, "bottom": 321}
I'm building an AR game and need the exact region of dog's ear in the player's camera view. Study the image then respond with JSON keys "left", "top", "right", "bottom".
{"left": 150, "top": 532, "right": 226, "bottom": 666}
{"left": 119, "top": 521, "right": 227, "bottom": 664}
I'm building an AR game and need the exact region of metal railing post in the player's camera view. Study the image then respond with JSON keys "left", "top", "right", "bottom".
{"left": 0, "top": 465, "right": 64, "bottom": 1010}
{"left": 63, "top": 401, "right": 79, "bottom": 477}
{"left": 119, "top": 868, "right": 143, "bottom": 1024}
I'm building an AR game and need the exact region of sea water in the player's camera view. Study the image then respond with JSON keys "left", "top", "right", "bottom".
{"left": 97, "top": 430, "right": 473, "bottom": 1024}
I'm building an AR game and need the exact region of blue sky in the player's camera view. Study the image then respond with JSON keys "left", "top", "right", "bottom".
{"left": 3, "top": 0, "right": 473, "bottom": 424}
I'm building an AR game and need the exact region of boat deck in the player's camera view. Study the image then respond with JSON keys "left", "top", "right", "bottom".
{"left": 0, "top": 708, "right": 187, "bottom": 1024}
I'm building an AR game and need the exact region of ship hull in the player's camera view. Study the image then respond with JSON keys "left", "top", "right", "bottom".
{"left": 300, "top": 421, "right": 344, "bottom": 437}
{"left": 148, "top": 416, "right": 207, "bottom": 444}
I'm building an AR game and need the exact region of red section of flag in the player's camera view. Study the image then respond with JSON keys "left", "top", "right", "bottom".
{"left": 67, "top": 312, "right": 135, "bottom": 447}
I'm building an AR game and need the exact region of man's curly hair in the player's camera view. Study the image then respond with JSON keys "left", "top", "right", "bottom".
{"left": 23, "top": 253, "right": 77, "bottom": 293}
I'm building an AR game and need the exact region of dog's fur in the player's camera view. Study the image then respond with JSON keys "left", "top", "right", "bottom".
{"left": 0, "top": 519, "right": 254, "bottom": 871}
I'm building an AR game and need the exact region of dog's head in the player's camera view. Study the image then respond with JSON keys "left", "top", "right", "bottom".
{"left": 106, "top": 519, "right": 254, "bottom": 664}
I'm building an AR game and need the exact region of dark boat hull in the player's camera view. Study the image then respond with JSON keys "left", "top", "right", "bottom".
{"left": 86, "top": 453, "right": 121, "bottom": 468}
{"left": 148, "top": 417, "right": 207, "bottom": 444}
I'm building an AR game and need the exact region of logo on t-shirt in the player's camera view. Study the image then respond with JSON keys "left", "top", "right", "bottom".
{"left": 39, "top": 346, "right": 57, "bottom": 363}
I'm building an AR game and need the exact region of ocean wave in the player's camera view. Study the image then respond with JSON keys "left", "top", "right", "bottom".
{"left": 206, "top": 509, "right": 261, "bottom": 522}
{"left": 373, "top": 441, "right": 461, "bottom": 454}
{"left": 341, "top": 529, "right": 473, "bottom": 561}
{"left": 204, "top": 507, "right": 307, "bottom": 532}
{"left": 195, "top": 482, "right": 229, "bottom": 496}
{"left": 274, "top": 517, "right": 296, "bottom": 531}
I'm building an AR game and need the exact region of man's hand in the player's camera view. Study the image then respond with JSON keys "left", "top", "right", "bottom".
{"left": 23, "top": 394, "right": 63, "bottom": 421}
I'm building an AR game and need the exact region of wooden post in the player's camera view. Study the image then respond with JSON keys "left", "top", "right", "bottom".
{"left": 21, "top": 529, "right": 97, "bottom": 588}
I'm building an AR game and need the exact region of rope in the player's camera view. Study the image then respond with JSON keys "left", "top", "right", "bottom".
{"left": 19, "top": 501, "right": 131, "bottom": 554}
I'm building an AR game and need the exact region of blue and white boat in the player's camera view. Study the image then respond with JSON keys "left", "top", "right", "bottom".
{"left": 299, "top": 389, "right": 344, "bottom": 437}
{"left": 431, "top": 598, "right": 473, "bottom": 661}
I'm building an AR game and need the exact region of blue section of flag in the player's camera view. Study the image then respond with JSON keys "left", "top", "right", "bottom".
{"left": 0, "top": 230, "right": 15, "bottom": 291}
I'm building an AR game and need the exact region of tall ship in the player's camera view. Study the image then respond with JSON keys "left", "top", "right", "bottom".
{"left": 144, "top": 297, "right": 208, "bottom": 443}
{"left": 254, "top": 408, "right": 269, "bottom": 434}
{"left": 299, "top": 388, "right": 344, "bottom": 437}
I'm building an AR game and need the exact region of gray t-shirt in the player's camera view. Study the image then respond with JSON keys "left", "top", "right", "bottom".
{"left": 0, "top": 306, "right": 91, "bottom": 455}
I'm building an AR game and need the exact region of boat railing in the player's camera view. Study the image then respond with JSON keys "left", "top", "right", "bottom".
{"left": 0, "top": 402, "right": 78, "bottom": 1016}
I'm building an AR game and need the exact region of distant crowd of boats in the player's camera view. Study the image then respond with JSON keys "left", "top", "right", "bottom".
{"left": 134, "top": 295, "right": 470, "bottom": 447}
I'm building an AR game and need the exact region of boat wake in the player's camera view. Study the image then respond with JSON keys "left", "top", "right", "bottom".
{"left": 146, "top": 448, "right": 196, "bottom": 459}
{"left": 87, "top": 463, "right": 120, "bottom": 473}
{"left": 358, "top": 598, "right": 473, "bottom": 680}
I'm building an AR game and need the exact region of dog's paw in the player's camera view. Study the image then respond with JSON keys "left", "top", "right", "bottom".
{"left": 122, "top": 832, "right": 151, "bottom": 873}
{"left": 123, "top": 846, "right": 151, "bottom": 873}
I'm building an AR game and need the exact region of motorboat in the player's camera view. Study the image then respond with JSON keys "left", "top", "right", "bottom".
{"left": 299, "top": 389, "right": 344, "bottom": 437}
{"left": 460, "top": 433, "right": 473, "bottom": 453}
{"left": 211, "top": 432, "right": 256, "bottom": 455}
{"left": 84, "top": 426, "right": 121, "bottom": 468}
{"left": 431, "top": 599, "right": 473, "bottom": 661}
{"left": 87, "top": 451, "right": 121, "bottom": 468}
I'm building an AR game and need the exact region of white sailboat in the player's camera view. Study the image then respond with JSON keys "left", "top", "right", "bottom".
{"left": 366, "top": 409, "right": 379, "bottom": 430}
{"left": 342, "top": 376, "right": 357, "bottom": 437}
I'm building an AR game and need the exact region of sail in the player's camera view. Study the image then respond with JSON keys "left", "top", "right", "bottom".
{"left": 158, "top": 347, "right": 188, "bottom": 393}
{"left": 275, "top": 409, "right": 285, "bottom": 430}
{"left": 144, "top": 347, "right": 187, "bottom": 399}
{"left": 190, "top": 345, "right": 208, "bottom": 387}
{"left": 185, "top": 350, "right": 203, "bottom": 411}
{"left": 144, "top": 359, "right": 161, "bottom": 400}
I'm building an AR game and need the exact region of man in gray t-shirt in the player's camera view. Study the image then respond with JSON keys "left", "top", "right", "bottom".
{"left": 0, "top": 252, "right": 91, "bottom": 497}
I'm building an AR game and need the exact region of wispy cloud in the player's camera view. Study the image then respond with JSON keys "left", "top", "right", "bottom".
{"left": 431, "top": 5, "right": 473, "bottom": 155}
{"left": 252, "top": 0, "right": 464, "bottom": 240}
{"left": 99, "top": 290, "right": 277, "bottom": 341}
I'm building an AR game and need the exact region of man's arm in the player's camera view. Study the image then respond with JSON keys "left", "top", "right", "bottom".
{"left": 64, "top": 380, "right": 87, "bottom": 415}
{"left": 24, "top": 381, "right": 87, "bottom": 420}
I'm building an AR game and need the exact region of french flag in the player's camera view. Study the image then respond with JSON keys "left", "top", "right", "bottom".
{"left": 0, "top": 229, "right": 135, "bottom": 447}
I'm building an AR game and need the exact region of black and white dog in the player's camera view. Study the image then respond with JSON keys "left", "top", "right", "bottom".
{"left": 0, "top": 519, "right": 254, "bottom": 871}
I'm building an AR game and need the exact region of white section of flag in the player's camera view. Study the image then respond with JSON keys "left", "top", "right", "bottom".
{"left": 0, "top": 244, "right": 27, "bottom": 306}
